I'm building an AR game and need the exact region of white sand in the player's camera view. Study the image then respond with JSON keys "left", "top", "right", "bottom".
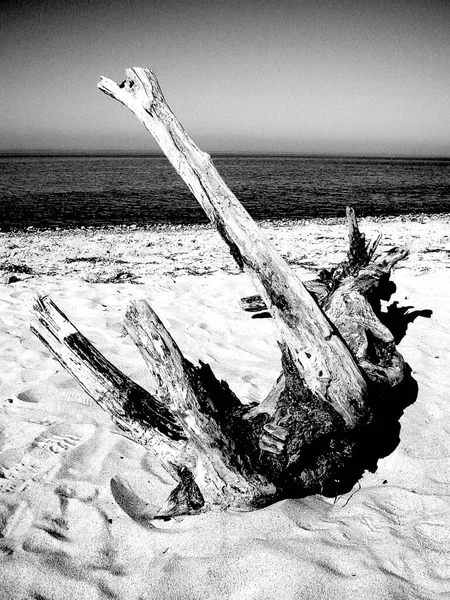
{"left": 0, "top": 216, "right": 449, "bottom": 599}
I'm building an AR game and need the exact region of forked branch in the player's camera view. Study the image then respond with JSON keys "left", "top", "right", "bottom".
{"left": 28, "top": 67, "right": 414, "bottom": 518}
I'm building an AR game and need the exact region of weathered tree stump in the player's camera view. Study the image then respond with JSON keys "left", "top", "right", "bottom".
{"left": 30, "top": 68, "right": 414, "bottom": 517}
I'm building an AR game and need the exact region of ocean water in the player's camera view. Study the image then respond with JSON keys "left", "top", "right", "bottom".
{"left": 1, "top": 154, "right": 449, "bottom": 230}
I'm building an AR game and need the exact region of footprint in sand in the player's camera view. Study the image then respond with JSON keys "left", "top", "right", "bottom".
{"left": 0, "top": 500, "right": 35, "bottom": 554}
{"left": 0, "top": 482, "right": 124, "bottom": 579}
{"left": 0, "top": 424, "right": 94, "bottom": 494}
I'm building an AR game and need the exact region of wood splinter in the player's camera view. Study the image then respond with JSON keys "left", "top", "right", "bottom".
{"left": 30, "top": 67, "right": 415, "bottom": 517}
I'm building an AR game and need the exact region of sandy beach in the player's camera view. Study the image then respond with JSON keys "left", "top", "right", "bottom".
{"left": 1, "top": 214, "right": 450, "bottom": 599}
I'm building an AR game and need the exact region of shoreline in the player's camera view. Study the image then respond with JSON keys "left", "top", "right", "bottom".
{"left": 0, "top": 213, "right": 450, "bottom": 283}
{"left": 1, "top": 212, "right": 450, "bottom": 283}
{"left": 2, "top": 210, "right": 450, "bottom": 235}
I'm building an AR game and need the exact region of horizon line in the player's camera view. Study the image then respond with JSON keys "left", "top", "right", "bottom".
{"left": 1, "top": 149, "right": 450, "bottom": 160}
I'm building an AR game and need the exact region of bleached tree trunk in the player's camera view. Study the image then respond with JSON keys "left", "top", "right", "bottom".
{"left": 29, "top": 68, "right": 412, "bottom": 517}
{"left": 98, "top": 68, "right": 369, "bottom": 429}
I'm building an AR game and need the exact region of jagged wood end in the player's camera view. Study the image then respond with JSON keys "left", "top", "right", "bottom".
{"left": 374, "top": 246, "right": 409, "bottom": 270}
{"left": 346, "top": 206, "right": 369, "bottom": 270}
{"left": 367, "top": 232, "right": 383, "bottom": 262}
{"left": 98, "top": 68, "right": 369, "bottom": 429}
{"left": 110, "top": 470, "right": 206, "bottom": 523}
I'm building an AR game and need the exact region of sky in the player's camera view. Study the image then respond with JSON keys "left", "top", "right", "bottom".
{"left": 1, "top": 0, "right": 449, "bottom": 155}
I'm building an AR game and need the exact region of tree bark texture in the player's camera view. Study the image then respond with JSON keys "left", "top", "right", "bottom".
{"left": 28, "top": 67, "right": 414, "bottom": 518}
{"left": 97, "top": 68, "right": 368, "bottom": 429}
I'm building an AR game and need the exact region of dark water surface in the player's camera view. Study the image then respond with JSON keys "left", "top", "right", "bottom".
{"left": 1, "top": 154, "right": 449, "bottom": 230}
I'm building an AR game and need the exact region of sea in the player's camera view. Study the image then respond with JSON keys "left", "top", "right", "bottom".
{"left": 1, "top": 154, "right": 450, "bottom": 230}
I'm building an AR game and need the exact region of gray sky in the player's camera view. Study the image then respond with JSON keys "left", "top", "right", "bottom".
{"left": 1, "top": 0, "right": 449, "bottom": 155}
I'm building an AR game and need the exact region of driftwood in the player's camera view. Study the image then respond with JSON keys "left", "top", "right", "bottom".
{"left": 240, "top": 278, "right": 329, "bottom": 315}
{"left": 30, "top": 67, "right": 415, "bottom": 517}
